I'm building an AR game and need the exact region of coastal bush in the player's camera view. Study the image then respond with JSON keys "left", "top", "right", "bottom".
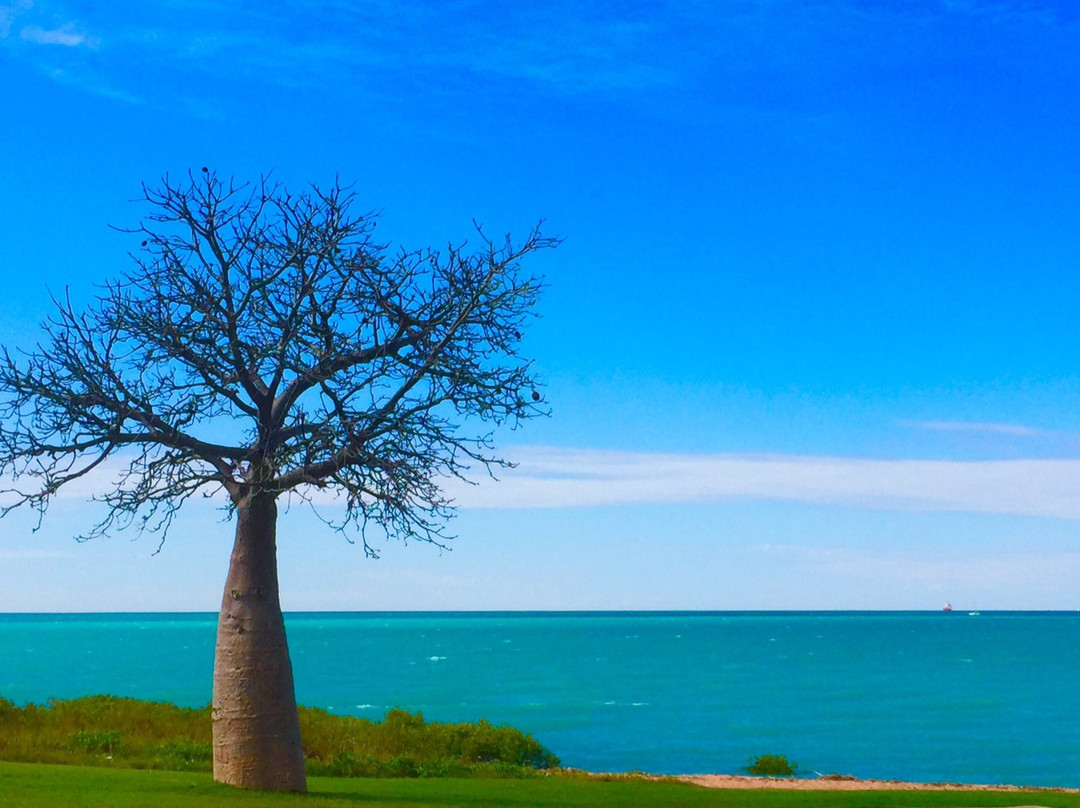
{"left": 151, "top": 740, "right": 213, "bottom": 770}
{"left": 746, "top": 754, "right": 797, "bottom": 777}
{"left": 0, "top": 696, "right": 209, "bottom": 768}
{"left": 299, "top": 706, "right": 559, "bottom": 775}
{"left": 71, "top": 730, "right": 123, "bottom": 755}
{"left": 0, "top": 695, "right": 559, "bottom": 777}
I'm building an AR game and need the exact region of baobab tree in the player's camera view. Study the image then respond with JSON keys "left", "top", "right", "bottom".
{"left": 0, "top": 170, "right": 553, "bottom": 791}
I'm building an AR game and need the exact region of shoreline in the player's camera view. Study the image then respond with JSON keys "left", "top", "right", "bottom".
{"left": 670, "top": 774, "right": 1080, "bottom": 792}
{"left": 576, "top": 771, "right": 1080, "bottom": 793}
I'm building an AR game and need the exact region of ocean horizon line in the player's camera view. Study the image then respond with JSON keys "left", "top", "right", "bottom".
{"left": 2, "top": 608, "right": 1077, "bottom": 618}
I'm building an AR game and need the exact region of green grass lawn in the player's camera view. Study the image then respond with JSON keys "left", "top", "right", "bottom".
{"left": 4, "top": 762, "right": 1080, "bottom": 808}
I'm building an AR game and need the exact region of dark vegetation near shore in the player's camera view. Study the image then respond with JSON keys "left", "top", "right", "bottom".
{"left": 0, "top": 695, "right": 559, "bottom": 777}
{"left": 746, "top": 754, "right": 798, "bottom": 777}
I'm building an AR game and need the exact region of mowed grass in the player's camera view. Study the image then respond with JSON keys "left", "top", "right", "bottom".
{"left": 4, "top": 763, "right": 1080, "bottom": 808}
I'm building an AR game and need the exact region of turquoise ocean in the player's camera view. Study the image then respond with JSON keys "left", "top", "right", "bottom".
{"left": 2, "top": 611, "right": 1078, "bottom": 786}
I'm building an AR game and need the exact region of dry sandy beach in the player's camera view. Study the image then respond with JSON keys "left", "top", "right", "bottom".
{"left": 672, "top": 774, "right": 1080, "bottom": 793}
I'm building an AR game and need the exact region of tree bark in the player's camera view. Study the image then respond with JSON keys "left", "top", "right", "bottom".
{"left": 212, "top": 492, "right": 307, "bottom": 792}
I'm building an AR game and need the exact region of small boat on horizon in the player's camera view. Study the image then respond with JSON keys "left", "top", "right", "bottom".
{"left": 942, "top": 602, "right": 952, "bottom": 612}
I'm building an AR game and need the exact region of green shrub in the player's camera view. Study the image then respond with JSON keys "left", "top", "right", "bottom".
{"left": 151, "top": 740, "right": 212, "bottom": 770}
{"left": 384, "top": 754, "right": 421, "bottom": 778}
{"left": 71, "top": 730, "right": 122, "bottom": 755}
{"left": 746, "top": 754, "right": 797, "bottom": 777}
{"left": 0, "top": 694, "right": 559, "bottom": 778}
{"left": 310, "top": 750, "right": 380, "bottom": 778}
{"left": 297, "top": 705, "right": 559, "bottom": 776}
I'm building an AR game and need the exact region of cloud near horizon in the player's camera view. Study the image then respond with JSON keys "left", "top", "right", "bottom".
{"left": 442, "top": 446, "right": 1080, "bottom": 520}
{"left": 13, "top": 444, "right": 1080, "bottom": 524}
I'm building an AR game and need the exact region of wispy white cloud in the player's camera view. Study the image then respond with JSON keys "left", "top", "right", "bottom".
{"left": 1, "top": 0, "right": 1072, "bottom": 127}
{"left": 0, "top": 1, "right": 682, "bottom": 113}
{"left": 20, "top": 22, "right": 90, "bottom": 47}
{"left": 429, "top": 8, "right": 671, "bottom": 94}
{"left": 908, "top": 420, "right": 1046, "bottom": 437}
{"left": 155, "top": 2, "right": 675, "bottom": 96}
{"left": 0, "top": 3, "right": 142, "bottom": 101}
{"left": 10, "top": 444, "right": 1080, "bottom": 527}
{"left": 5, "top": 0, "right": 1067, "bottom": 115}
{"left": 42, "top": 64, "right": 144, "bottom": 103}
{"left": 0, "top": 4, "right": 123, "bottom": 104}
{"left": 443, "top": 446, "right": 1080, "bottom": 520}
{"left": 0, "top": 1, "right": 31, "bottom": 39}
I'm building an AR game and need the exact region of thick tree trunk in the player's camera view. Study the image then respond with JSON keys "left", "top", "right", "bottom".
{"left": 212, "top": 492, "right": 307, "bottom": 792}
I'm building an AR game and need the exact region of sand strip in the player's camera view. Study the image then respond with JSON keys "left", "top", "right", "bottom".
{"left": 672, "top": 774, "right": 1080, "bottom": 792}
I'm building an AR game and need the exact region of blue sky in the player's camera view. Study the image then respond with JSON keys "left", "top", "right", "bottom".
{"left": 2, "top": 0, "right": 1080, "bottom": 610}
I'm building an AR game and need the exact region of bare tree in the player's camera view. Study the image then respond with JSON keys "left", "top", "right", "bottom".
{"left": 0, "top": 170, "right": 554, "bottom": 792}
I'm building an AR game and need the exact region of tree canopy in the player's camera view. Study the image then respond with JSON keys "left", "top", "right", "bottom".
{"left": 0, "top": 170, "right": 554, "bottom": 554}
